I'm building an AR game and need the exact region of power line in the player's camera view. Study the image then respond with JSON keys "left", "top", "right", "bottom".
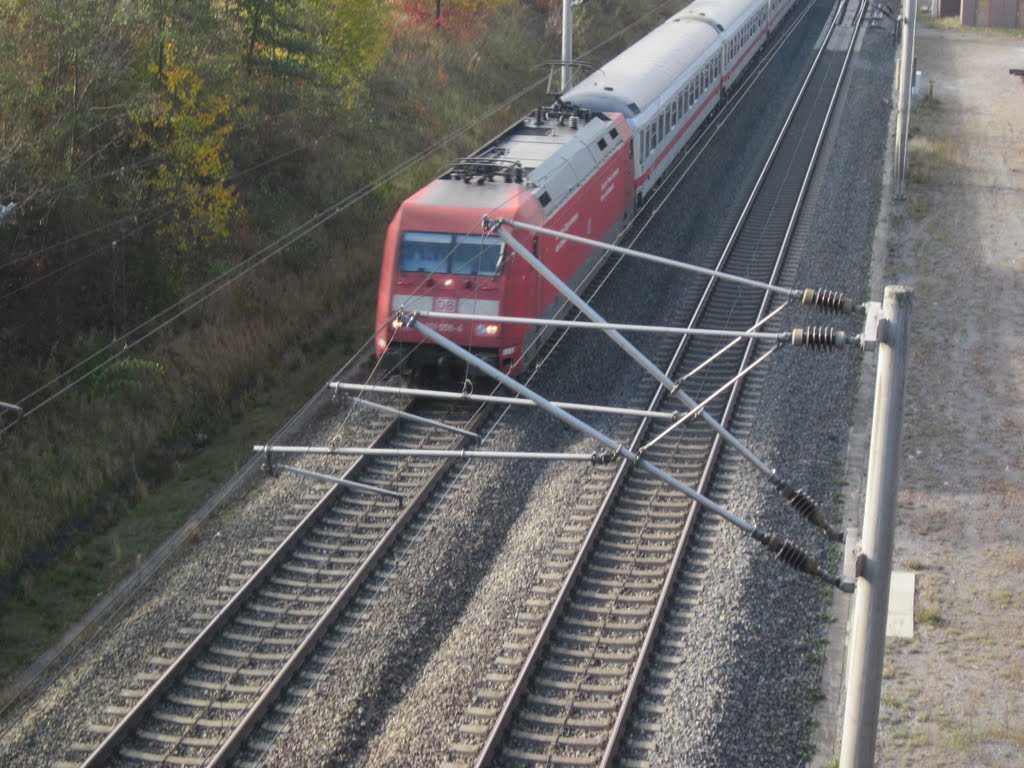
{"left": 1, "top": 0, "right": 680, "bottom": 434}
{"left": 0, "top": 77, "right": 547, "bottom": 436}
{"left": 0, "top": 140, "right": 312, "bottom": 301}
{"left": 0, "top": 106, "right": 315, "bottom": 274}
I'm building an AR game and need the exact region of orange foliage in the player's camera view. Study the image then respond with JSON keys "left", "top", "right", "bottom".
{"left": 391, "top": 0, "right": 506, "bottom": 40}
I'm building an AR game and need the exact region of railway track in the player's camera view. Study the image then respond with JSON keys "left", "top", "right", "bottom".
{"left": 49, "top": 2, "right": 864, "bottom": 766}
{"left": 61, "top": 397, "right": 492, "bottom": 768}
{"left": 443, "top": 1, "right": 866, "bottom": 765}
{"left": 57, "top": 226, "right": 636, "bottom": 768}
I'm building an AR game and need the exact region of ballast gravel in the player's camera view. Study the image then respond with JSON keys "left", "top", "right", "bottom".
{"left": 0, "top": 1, "right": 895, "bottom": 766}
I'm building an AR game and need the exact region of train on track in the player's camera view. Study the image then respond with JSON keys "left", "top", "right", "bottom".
{"left": 375, "top": 0, "right": 800, "bottom": 379}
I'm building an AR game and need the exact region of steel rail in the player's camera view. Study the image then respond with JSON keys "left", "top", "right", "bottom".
{"left": 204, "top": 405, "right": 494, "bottom": 767}
{"left": 0, "top": 345, "right": 372, "bottom": 722}
{"left": 460, "top": 0, "right": 862, "bottom": 762}
{"left": 76, "top": 399, "right": 488, "bottom": 767}
{"left": 602, "top": 2, "right": 868, "bottom": 762}
{"left": 76, "top": 411, "right": 408, "bottom": 767}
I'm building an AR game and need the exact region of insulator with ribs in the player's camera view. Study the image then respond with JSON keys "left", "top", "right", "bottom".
{"left": 801, "top": 288, "right": 856, "bottom": 314}
{"left": 752, "top": 530, "right": 844, "bottom": 589}
{"left": 772, "top": 477, "right": 845, "bottom": 541}
{"left": 790, "top": 326, "right": 846, "bottom": 349}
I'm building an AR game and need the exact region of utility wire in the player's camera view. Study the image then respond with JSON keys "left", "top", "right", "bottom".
{"left": 0, "top": 141, "right": 311, "bottom": 300}
{"left": 4, "top": 0, "right": 675, "bottom": 286}
{"left": 0, "top": 77, "right": 547, "bottom": 436}
{"left": 1, "top": 0, "right": 681, "bottom": 434}
{"left": 1, "top": 106, "right": 317, "bottom": 274}
{"left": 0, "top": 0, "right": 320, "bottom": 269}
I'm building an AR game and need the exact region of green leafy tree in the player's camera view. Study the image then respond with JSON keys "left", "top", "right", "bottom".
{"left": 132, "top": 40, "right": 239, "bottom": 289}
{"left": 230, "top": 0, "right": 311, "bottom": 78}
{"left": 306, "top": 0, "right": 390, "bottom": 103}
{"left": 0, "top": 2, "right": 152, "bottom": 200}
{"left": 228, "top": 0, "right": 389, "bottom": 100}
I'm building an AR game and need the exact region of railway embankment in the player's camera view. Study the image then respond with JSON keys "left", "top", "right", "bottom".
{"left": 0, "top": 0, "right": 677, "bottom": 692}
{"left": 862, "top": 22, "right": 1024, "bottom": 767}
{"left": 814, "top": 18, "right": 1024, "bottom": 768}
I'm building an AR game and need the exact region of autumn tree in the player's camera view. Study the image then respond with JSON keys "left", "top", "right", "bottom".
{"left": 0, "top": 2, "right": 153, "bottom": 214}
{"left": 394, "top": 0, "right": 495, "bottom": 33}
{"left": 306, "top": 0, "right": 391, "bottom": 102}
{"left": 131, "top": 41, "right": 239, "bottom": 290}
{"left": 228, "top": 0, "right": 388, "bottom": 100}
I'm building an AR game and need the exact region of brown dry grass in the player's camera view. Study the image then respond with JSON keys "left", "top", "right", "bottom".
{"left": 0, "top": 0, "right": 679, "bottom": 685}
{"left": 874, "top": 24, "right": 1024, "bottom": 768}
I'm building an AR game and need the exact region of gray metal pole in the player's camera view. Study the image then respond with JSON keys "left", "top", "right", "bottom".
{"left": 839, "top": 285, "right": 913, "bottom": 768}
{"left": 561, "top": 0, "right": 573, "bottom": 93}
{"left": 893, "top": 0, "right": 917, "bottom": 195}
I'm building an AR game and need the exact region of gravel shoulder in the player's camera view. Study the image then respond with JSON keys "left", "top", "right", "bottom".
{"left": 867, "top": 23, "right": 1024, "bottom": 768}
{"left": 4, "top": 10, "right": 1008, "bottom": 768}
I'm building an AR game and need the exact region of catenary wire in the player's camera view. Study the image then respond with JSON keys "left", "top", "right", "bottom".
{"left": 1, "top": 0, "right": 682, "bottom": 433}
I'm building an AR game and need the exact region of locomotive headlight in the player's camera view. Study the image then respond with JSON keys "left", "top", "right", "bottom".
{"left": 475, "top": 324, "right": 500, "bottom": 336}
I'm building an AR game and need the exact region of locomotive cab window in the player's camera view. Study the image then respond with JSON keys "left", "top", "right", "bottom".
{"left": 452, "top": 233, "right": 503, "bottom": 276}
{"left": 399, "top": 232, "right": 504, "bottom": 276}
{"left": 399, "top": 232, "right": 450, "bottom": 273}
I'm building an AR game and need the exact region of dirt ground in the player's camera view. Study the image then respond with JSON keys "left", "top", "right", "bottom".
{"left": 869, "top": 22, "right": 1024, "bottom": 768}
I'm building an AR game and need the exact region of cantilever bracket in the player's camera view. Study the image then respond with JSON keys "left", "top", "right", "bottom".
{"left": 0, "top": 401, "right": 23, "bottom": 417}
{"left": 859, "top": 302, "right": 884, "bottom": 351}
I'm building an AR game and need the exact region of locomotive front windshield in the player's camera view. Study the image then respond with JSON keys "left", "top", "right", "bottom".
{"left": 399, "top": 232, "right": 503, "bottom": 277}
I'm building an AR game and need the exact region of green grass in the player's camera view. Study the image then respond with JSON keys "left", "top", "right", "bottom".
{"left": 916, "top": 605, "right": 943, "bottom": 628}
{"left": 798, "top": 717, "right": 819, "bottom": 762}
{"left": 919, "top": 13, "right": 1024, "bottom": 38}
{"left": 939, "top": 716, "right": 1024, "bottom": 753}
{"left": 0, "top": 319, "right": 366, "bottom": 684}
{"left": 0, "top": 0, "right": 675, "bottom": 693}
{"left": 905, "top": 97, "right": 964, "bottom": 193}
{"left": 0, "top": 312, "right": 369, "bottom": 688}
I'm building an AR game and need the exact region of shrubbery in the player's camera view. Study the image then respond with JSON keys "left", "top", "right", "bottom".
{"left": 0, "top": 0, "right": 673, "bottom": 592}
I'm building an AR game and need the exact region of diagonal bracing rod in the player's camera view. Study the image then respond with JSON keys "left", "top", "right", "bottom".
{"left": 493, "top": 217, "right": 857, "bottom": 314}
{"left": 344, "top": 395, "right": 480, "bottom": 439}
{"left": 641, "top": 344, "right": 782, "bottom": 454}
{"left": 276, "top": 464, "right": 403, "bottom": 499}
{"left": 400, "top": 312, "right": 848, "bottom": 589}
{"left": 486, "top": 219, "right": 839, "bottom": 540}
{"left": 331, "top": 382, "right": 683, "bottom": 422}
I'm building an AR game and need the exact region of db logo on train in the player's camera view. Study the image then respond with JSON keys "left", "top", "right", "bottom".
{"left": 433, "top": 297, "right": 457, "bottom": 313}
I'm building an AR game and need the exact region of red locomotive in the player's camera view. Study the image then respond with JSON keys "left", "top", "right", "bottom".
{"left": 375, "top": 0, "right": 798, "bottom": 378}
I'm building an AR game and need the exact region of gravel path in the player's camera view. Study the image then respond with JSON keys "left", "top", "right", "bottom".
{"left": 865, "top": 24, "right": 1024, "bottom": 768}
{"left": 0, "top": 2, "right": 905, "bottom": 766}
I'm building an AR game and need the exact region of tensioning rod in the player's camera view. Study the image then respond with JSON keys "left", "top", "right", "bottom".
{"left": 410, "top": 310, "right": 793, "bottom": 341}
{"left": 399, "top": 312, "right": 846, "bottom": 589}
{"left": 345, "top": 395, "right": 480, "bottom": 439}
{"left": 487, "top": 219, "right": 839, "bottom": 541}
{"left": 494, "top": 217, "right": 856, "bottom": 313}
{"left": 492, "top": 223, "right": 771, "bottom": 472}
{"left": 330, "top": 382, "right": 682, "bottom": 422}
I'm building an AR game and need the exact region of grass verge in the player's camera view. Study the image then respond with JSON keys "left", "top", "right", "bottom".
{"left": 0, "top": 316, "right": 366, "bottom": 691}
